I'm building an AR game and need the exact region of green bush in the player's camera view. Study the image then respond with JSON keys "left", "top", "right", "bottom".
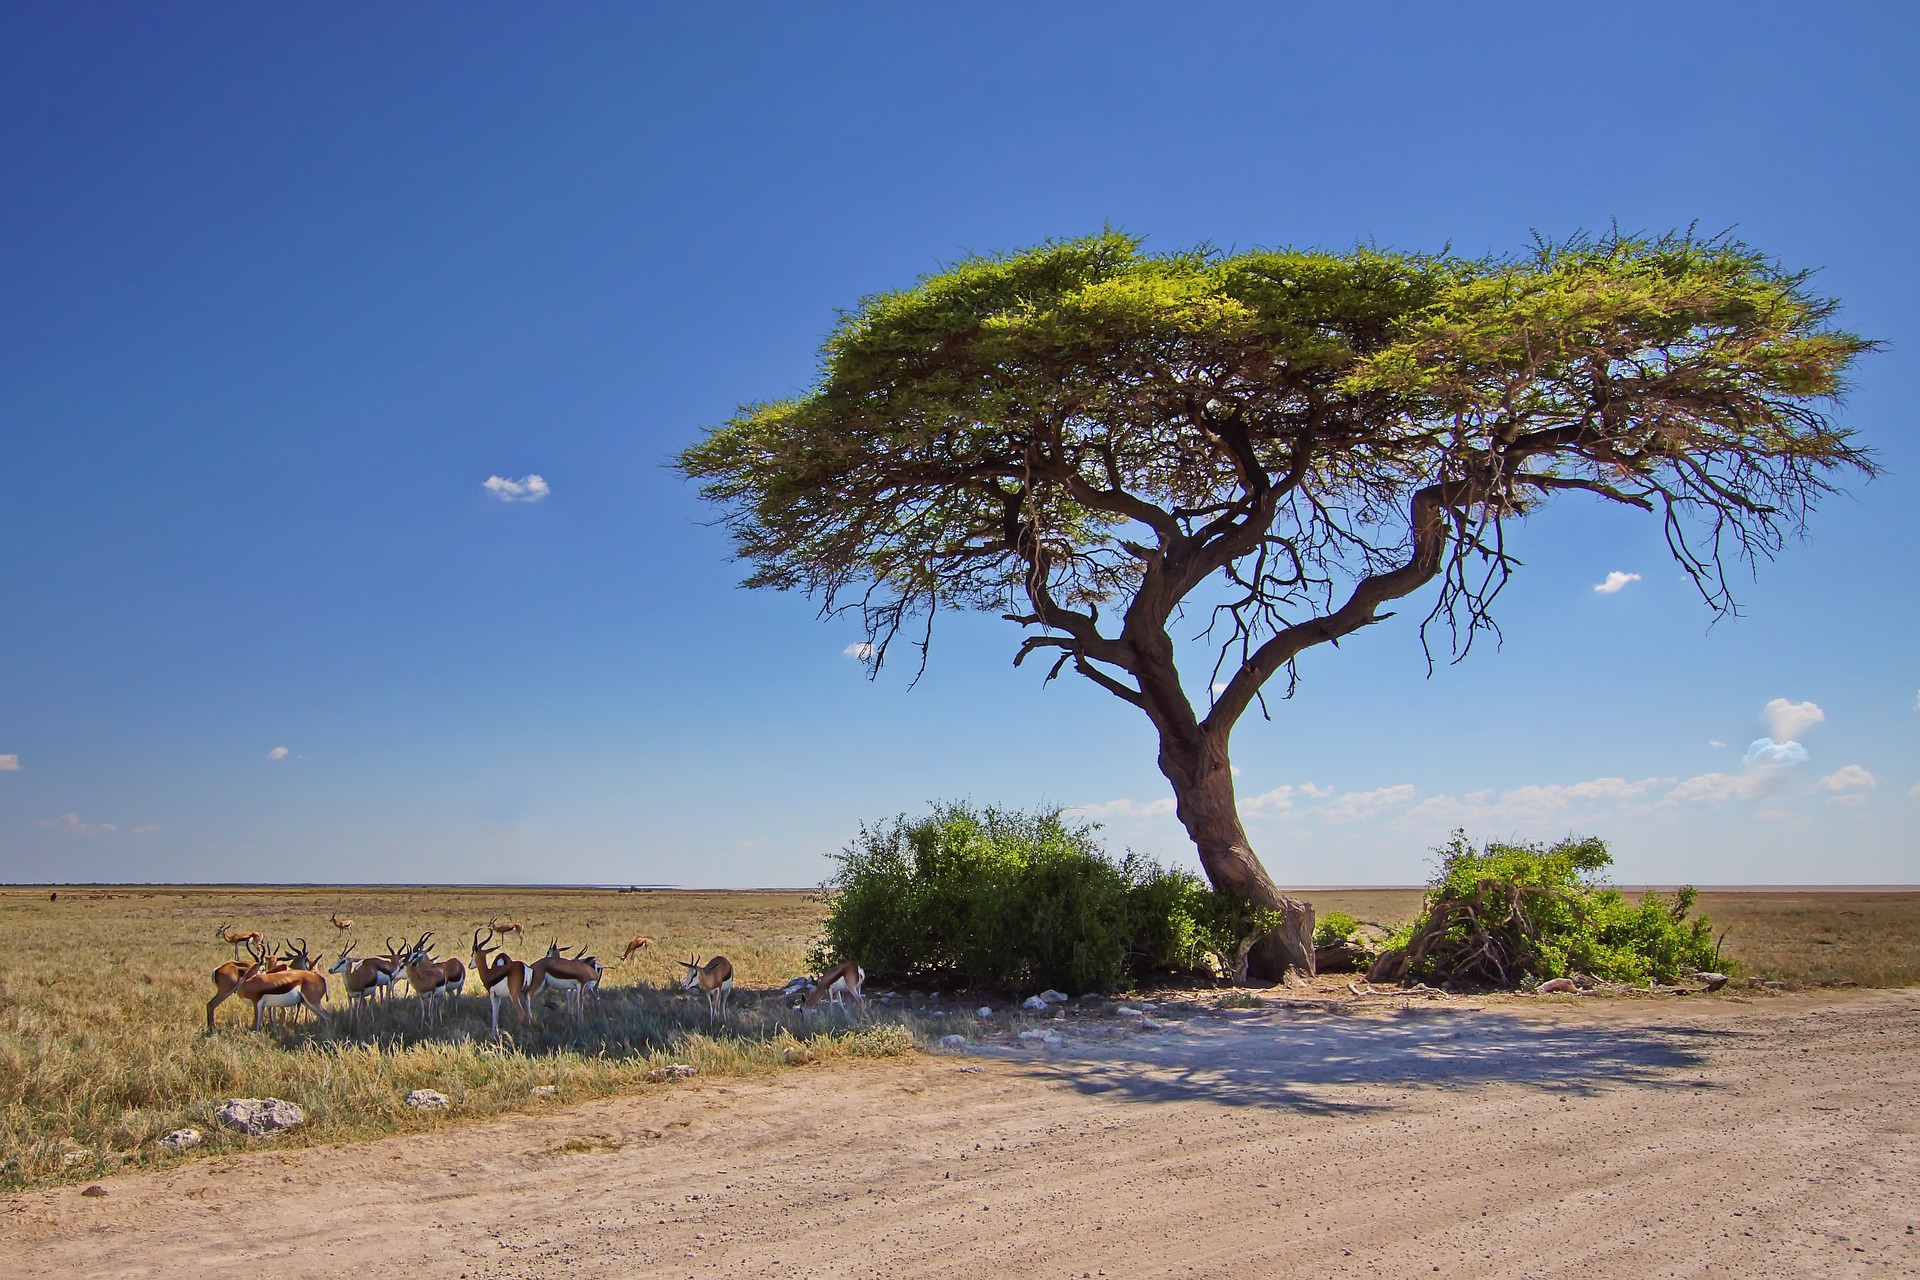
{"left": 1370, "top": 831, "right": 1727, "bottom": 988}
{"left": 1314, "top": 911, "right": 1362, "bottom": 948}
{"left": 810, "top": 802, "right": 1264, "bottom": 993}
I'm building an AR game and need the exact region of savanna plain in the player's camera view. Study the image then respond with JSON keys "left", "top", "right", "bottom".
{"left": 2, "top": 884, "right": 1917, "bottom": 1278}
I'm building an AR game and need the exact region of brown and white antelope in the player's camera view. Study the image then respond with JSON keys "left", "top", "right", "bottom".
{"left": 679, "top": 954, "right": 733, "bottom": 1025}
{"left": 232, "top": 947, "right": 329, "bottom": 1031}
{"left": 488, "top": 914, "right": 524, "bottom": 941}
{"left": 215, "top": 923, "right": 263, "bottom": 960}
{"left": 800, "top": 961, "right": 867, "bottom": 1020}
{"left": 401, "top": 933, "right": 462, "bottom": 1025}
{"left": 619, "top": 935, "right": 654, "bottom": 964}
{"left": 471, "top": 927, "right": 531, "bottom": 1036}
{"left": 206, "top": 938, "right": 277, "bottom": 1031}
{"left": 329, "top": 911, "right": 354, "bottom": 933}
{"left": 529, "top": 941, "right": 601, "bottom": 1025}
{"left": 329, "top": 943, "right": 398, "bottom": 1018}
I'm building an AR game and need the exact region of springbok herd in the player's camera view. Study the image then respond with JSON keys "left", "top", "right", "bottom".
{"left": 205, "top": 918, "right": 868, "bottom": 1036}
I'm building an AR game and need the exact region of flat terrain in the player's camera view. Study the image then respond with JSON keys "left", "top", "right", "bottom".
{"left": 4, "top": 987, "right": 1914, "bottom": 1278}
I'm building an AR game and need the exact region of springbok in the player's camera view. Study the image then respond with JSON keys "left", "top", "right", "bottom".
{"left": 215, "top": 923, "right": 263, "bottom": 960}
{"left": 329, "top": 911, "right": 354, "bottom": 933}
{"left": 488, "top": 915, "right": 524, "bottom": 941}
{"left": 470, "top": 927, "right": 531, "bottom": 1037}
{"left": 680, "top": 954, "right": 733, "bottom": 1026}
{"left": 232, "top": 948, "right": 329, "bottom": 1031}
{"left": 329, "top": 944, "right": 395, "bottom": 1019}
{"left": 800, "top": 960, "right": 867, "bottom": 1020}
{"left": 206, "top": 938, "right": 275, "bottom": 1031}
{"left": 529, "top": 941, "right": 601, "bottom": 1025}
{"left": 620, "top": 935, "right": 654, "bottom": 964}
{"left": 402, "top": 933, "right": 457, "bottom": 1025}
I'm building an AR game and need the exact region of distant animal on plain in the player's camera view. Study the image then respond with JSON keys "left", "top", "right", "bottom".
{"left": 215, "top": 923, "right": 264, "bottom": 960}
{"left": 620, "top": 935, "right": 654, "bottom": 963}
{"left": 488, "top": 915, "right": 524, "bottom": 940}
{"left": 330, "top": 912, "right": 353, "bottom": 933}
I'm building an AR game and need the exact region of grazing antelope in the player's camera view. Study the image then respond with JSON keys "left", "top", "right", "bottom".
{"left": 529, "top": 941, "right": 601, "bottom": 1025}
{"left": 215, "top": 923, "right": 263, "bottom": 960}
{"left": 233, "top": 951, "right": 329, "bottom": 1031}
{"left": 620, "top": 935, "right": 654, "bottom": 964}
{"left": 679, "top": 954, "right": 733, "bottom": 1026}
{"left": 329, "top": 911, "right": 354, "bottom": 933}
{"left": 471, "top": 927, "right": 531, "bottom": 1036}
{"left": 488, "top": 914, "right": 524, "bottom": 941}
{"left": 206, "top": 938, "right": 275, "bottom": 1031}
{"left": 800, "top": 961, "right": 867, "bottom": 1020}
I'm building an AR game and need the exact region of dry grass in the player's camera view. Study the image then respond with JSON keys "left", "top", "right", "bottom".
{"left": 0, "top": 886, "right": 902, "bottom": 1192}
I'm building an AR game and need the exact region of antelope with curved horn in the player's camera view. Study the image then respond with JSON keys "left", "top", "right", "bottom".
{"left": 206, "top": 937, "right": 275, "bottom": 1031}
{"left": 529, "top": 939, "right": 601, "bottom": 1025}
{"left": 620, "top": 935, "right": 654, "bottom": 964}
{"left": 232, "top": 945, "right": 329, "bottom": 1031}
{"left": 800, "top": 960, "right": 867, "bottom": 1021}
{"left": 488, "top": 914, "right": 524, "bottom": 941}
{"left": 215, "top": 923, "right": 263, "bottom": 960}
{"left": 471, "top": 927, "right": 531, "bottom": 1037}
{"left": 329, "top": 943, "right": 395, "bottom": 1020}
{"left": 401, "top": 932, "right": 454, "bottom": 1024}
{"left": 329, "top": 911, "right": 354, "bottom": 933}
{"left": 680, "top": 954, "right": 733, "bottom": 1026}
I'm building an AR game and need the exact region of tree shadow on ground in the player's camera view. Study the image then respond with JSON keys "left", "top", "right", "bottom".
{"left": 987, "top": 1005, "right": 1733, "bottom": 1116}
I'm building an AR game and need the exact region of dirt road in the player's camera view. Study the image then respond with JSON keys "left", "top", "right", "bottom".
{"left": 6, "top": 989, "right": 1916, "bottom": 1278}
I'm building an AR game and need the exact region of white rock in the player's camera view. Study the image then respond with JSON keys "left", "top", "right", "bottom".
{"left": 160, "top": 1129, "right": 201, "bottom": 1152}
{"left": 1041, "top": 1032, "right": 1064, "bottom": 1045}
{"left": 976, "top": 1006, "right": 994, "bottom": 1017}
{"left": 1115, "top": 1006, "right": 1144, "bottom": 1018}
{"left": 216, "top": 1098, "right": 306, "bottom": 1136}
{"left": 1038, "top": 989, "right": 1070, "bottom": 1004}
{"left": 61, "top": 1150, "right": 91, "bottom": 1167}
{"left": 1021, "top": 995, "right": 1050, "bottom": 1010}
{"left": 938, "top": 1034, "right": 967, "bottom": 1050}
{"left": 1140, "top": 1017, "right": 1168, "bottom": 1031}
{"left": 530, "top": 1085, "right": 559, "bottom": 1100}
{"left": 405, "top": 1089, "right": 450, "bottom": 1110}
{"left": 1017, "top": 1028, "right": 1051, "bottom": 1042}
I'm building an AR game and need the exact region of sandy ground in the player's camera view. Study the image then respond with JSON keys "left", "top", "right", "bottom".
{"left": 5, "top": 988, "right": 1916, "bottom": 1279}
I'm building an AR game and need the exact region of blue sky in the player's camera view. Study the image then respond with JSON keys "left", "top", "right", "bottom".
{"left": 2, "top": 4, "right": 1915, "bottom": 887}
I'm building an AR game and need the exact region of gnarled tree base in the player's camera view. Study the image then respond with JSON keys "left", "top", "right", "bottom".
{"left": 1241, "top": 896, "right": 1316, "bottom": 984}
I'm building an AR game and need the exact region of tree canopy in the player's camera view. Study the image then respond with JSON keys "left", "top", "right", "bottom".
{"left": 679, "top": 229, "right": 1872, "bottom": 976}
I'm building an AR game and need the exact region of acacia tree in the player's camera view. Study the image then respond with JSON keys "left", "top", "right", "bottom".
{"left": 679, "top": 231, "right": 1872, "bottom": 978}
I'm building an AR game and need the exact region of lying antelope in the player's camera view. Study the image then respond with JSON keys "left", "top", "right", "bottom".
{"left": 471, "top": 927, "right": 531, "bottom": 1036}
{"left": 215, "top": 923, "right": 263, "bottom": 960}
{"left": 529, "top": 941, "right": 601, "bottom": 1025}
{"left": 620, "top": 935, "right": 654, "bottom": 964}
{"left": 680, "top": 954, "right": 733, "bottom": 1025}
{"left": 232, "top": 948, "right": 329, "bottom": 1031}
{"left": 329, "top": 911, "right": 354, "bottom": 933}
{"left": 206, "top": 938, "right": 279, "bottom": 1031}
{"left": 800, "top": 960, "right": 867, "bottom": 1020}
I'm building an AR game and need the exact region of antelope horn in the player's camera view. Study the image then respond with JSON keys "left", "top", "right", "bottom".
{"left": 571, "top": 942, "right": 589, "bottom": 958}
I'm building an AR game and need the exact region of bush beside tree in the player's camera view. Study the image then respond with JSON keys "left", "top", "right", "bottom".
{"left": 1367, "top": 831, "right": 1728, "bottom": 988}
{"left": 810, "top": 802, "right": 1270, "bottom": 994}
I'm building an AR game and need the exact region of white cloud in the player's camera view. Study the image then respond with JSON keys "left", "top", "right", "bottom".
{"left": 0, "top": 754, "right": 17, "bottom": 771}
{"left": 1910, "top": 781, "right": 1920, "bottom": 800}
{"left": 1070, "top": 797, "right": 1176, "bottom": 819}
{"left": 1665, "top": 772, "right": 1748, "bottom": 804}
{"left": 1815, "top": 765, "right": 1876, "bottom": 795}
{"left": 482, "top": 474, "right": 550, "bottom": 503}
{"left": 1241, "top": 785, "right": 1295, "bottom": 814}
{"left": 1322, "top": 784, "right": 1417, "bottom": 823}
{"left": 1762, "top": 698, "right": 1824, "bottom": 743}
{"left": 127, "top": 825, "right": 162, "bottom": 836}
{"left": 1211, "top": 683, "right": 1229, "bottom": 695}
{"left": 34, "top": 813, "right": 116, "bottom": 837}
{"left": 842, "top": 643, "right": 873, "bottom": 660}
{"left": 1593, "top": 570, "right": 1642, "bottom": 594}
{"left": 267, "top": 746, "right": 290, "bottom": 761}
{"left": 1670, "top": 739, "right": 1808, "bottom": 804}
{"left": 1708, "top": 740, "right": 1725, "bottom": 748}
{"left": 1742, "top": 737, "right": 1809, "bottom": 769}
{"left": 1299, "top": 783, "right": 1333, "bottom": 799}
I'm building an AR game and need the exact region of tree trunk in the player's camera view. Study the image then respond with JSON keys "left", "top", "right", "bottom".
{"left": 1158, "top": 733, "right": 1315, "bottom": 983}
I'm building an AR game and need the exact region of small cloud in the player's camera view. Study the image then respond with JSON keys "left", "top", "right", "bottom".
{"left": 0, "top": 754, "right": 17, "bottom": 771}
{"left": 1708, "top": 740, "right": 1725, "bottom": 749}
{"left": 1742, "top": 737, "right": 1809, "bottom": 769}
{"left": 267, "top": 746, "right": 290, "bottom": 761}
{"left": 482, "top": 474, "right": 550, "bottom": 503}
{"left": 1242, "top": 785, "right": 1294, "bottom": 814}
{"left": 1815, "top": 765, "right": 1876, "bottom": 795}
{"left": 1211, "top": 683, "right": 1229, "bottom": 695}
{"left": 842, "top": 642, "right": 873, "bottom": 660}
{"left": 1910, "top": 781, "right": 1920, "bottom": 800}
{"left": 1762, "top": 698, "right": 1824, "bottom": 743}
{"left": 34, "top": 813, "right": 116, "bottom": 837}
{"left": 1323, "top": 784, "right": 1417, "bottom": 823}
{"left": 127, "top": 825, "right": 162, "bottom": 836}
{"left": 1070, "top": 797, "right": 1176, "bottom": 819}
{"left": 1593, "top": 570, "right": 1642, "bottom": 595}
{"left": 1299, "top": 782, "right": 1333, "bottom": 799}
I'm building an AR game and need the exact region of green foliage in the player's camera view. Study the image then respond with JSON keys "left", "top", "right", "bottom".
{"left": 811, "top": 802, "right": 1263, "bottom": 993}
{"left": 1314, "top": 911, "right": 1362, "bottom": 948}
{"left": 1372, "top": 831, "right": 1726, "bottom": 988}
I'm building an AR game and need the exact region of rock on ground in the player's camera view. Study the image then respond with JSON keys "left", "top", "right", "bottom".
{"left": 159, "top": 1130, "right": 201, "bottom": 1152}
{"left": 405, "top": 1090, "right": 450, "bottom": 1110}
{"left": 215, "top": 1099, "right": 305, "bottom": 1136}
